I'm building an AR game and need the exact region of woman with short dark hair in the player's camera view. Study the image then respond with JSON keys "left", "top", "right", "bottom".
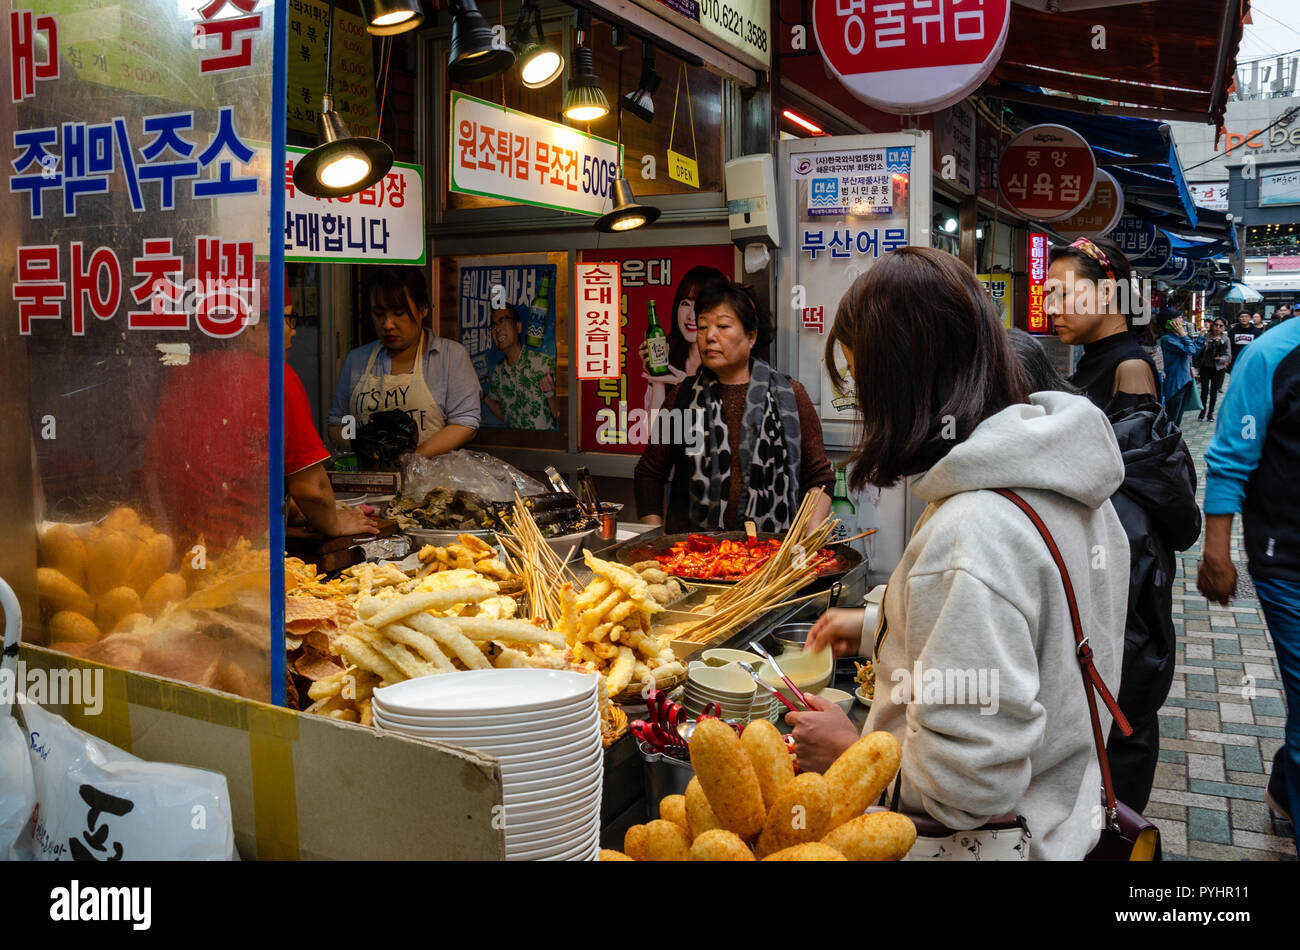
{"left": 1196, "top": 318, "right": 1231, "bottom": 422}
{"left": 633, "top": 280, "right": 833, "bottom": 532}
{"left": 796, "top": 247, "right": 1130, "bottom": 860}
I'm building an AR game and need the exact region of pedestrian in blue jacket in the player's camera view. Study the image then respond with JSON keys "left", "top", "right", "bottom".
{"left": 1158, "top": 308, "right": 1200, "bottom": 427}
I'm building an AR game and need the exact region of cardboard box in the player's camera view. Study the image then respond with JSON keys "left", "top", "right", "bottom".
{"left": 19, "top": 645, "right": 506, "bottom": 860}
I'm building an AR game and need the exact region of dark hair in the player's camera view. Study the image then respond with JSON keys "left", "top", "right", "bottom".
{"left": 365, "top": 266, "right": 431, "bottom": 326}
{"left": 693, "top": 280, "right": 773, "bottom": 352}
{"left": 667, "top": 265, "right": 728, "bottom": 369}
{"left": 1007, "top": 328, "right": 1080, "bottom": 395}
{"left": 826, "top": 247, "right": 1029, "bottom": 490}
{"left": 1048, "top": 236, "right": 1136, "bottom": 324}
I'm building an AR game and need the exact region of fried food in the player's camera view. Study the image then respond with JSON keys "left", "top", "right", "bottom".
{"left": 659, "top": 794, "right": 689, "bottom": 835}
{"left": 690, "top": 829, "right": 757, "bottom": 861}
{"left": 761, "top": 842, "right": 847, "bottom": 861}
{"left": 624, "top": 824, "right": 648, "bottom": 861}
{"left": 38, "top": 567, "right": 95, "bottom": 618}
{"left": 820, "top": 811, "right": 916, "bottom": 861}
{"left": 688, "top": 719, "right": 766, "bottom": 840}
{"left": 605, "top": 646, "right": 636, "bottom": 694}
{"left": 642, "top": 819, "right": 691, "bottom": 861}
{"left": 599, "top": 849, "right": 635, "bottom": 861}
{"left": 685, "top": 777, "right": 724, "bottom": 840}
{"left": 755, "top": 773, "right": 833, "bottom": 858}
{"left": 824, "top": 732, "right": 903, "bottom": 831}
{"left": 741, "top": 718, "right": 795, "bottom": 811}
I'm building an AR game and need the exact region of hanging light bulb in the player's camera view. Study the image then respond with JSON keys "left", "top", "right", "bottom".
{"left": 509, "top": 0, "right": 563, "bottom": 88}
{"left": 294, "top": 1, "right": 393, "bottom": 198}
{"left": 621, "top": 41, "right": 660, "bottom": 123}
{"left": 448, "top": 0, "right": 515, "bottom": 84}
{"left": 360, "top": 0, "right": 423, "bottom": 34}
{"left": 562, "top": 11, "right": 608, "bottom": 122}
{"left": 596, "top": 176, "right": 660, "bottom": 232}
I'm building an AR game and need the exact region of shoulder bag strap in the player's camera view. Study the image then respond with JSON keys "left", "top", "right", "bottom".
{"left": 991, "top": 489, "right": 1133, "bottom": 830}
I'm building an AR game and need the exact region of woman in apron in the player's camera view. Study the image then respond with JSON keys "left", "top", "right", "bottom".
{"left": 328, "top": 266, "right": 481, "bottom": 458}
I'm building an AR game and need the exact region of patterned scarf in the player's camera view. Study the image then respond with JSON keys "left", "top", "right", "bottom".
{"left": 682, "top": 358, "right": 802, "bottom": 532}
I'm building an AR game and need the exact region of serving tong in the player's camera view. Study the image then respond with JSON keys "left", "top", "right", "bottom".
{"left": 632, "top": 690, "right": 728, "bottom": 759}
{"left": 747, "top": 641, "right": 814, "bottom": 711}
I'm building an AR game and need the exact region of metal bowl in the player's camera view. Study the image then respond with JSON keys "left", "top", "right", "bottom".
{"left": 770, "top": 621, "right": 814, "bottom": 655}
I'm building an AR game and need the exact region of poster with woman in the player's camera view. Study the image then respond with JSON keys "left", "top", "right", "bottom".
{"left": 458, "top": 261, "right": 560, "bottom": 431}
{"left": 578, "top": 245, "right": 735, "bottom": 454}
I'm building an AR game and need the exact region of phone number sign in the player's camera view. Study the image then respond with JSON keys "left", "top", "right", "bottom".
{"left": 450, "top": 92, "right": 622, "bottom": 217}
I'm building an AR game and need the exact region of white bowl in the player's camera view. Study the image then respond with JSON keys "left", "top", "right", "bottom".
{"left": 371, "top": 701, "right": 597, "bottom": 732}
{"left": 686, "top": 663, "right": 757, "bottom": 697}
{"left": 373, "top": 669, "right": 599, "bottom": 717}
{"left": 700, "top": 648, "right": 764, "bottom": 667}
{"left": 818, "top": 687, "right": 854, "bottom": 714}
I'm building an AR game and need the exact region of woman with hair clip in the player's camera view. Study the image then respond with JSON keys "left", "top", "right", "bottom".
{"left": 1046, "top": 237, "right": 1159, "bottom": 412}
{"left": 633, "top": 280, "right": 834, "bottom": 533}
{"left": 793, "top": 248, "right": 1131, "bottom": 860}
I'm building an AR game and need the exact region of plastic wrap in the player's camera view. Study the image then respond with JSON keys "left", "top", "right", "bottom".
{"left": 400, "top": 450, "right": 546, "bottom": 502}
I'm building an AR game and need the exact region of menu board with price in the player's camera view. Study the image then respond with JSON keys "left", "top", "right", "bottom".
{"left": 656, "top": 0, "right": 770, "bottom": 67}
{"left": 286, "top": 0, "right": 377, "bottom": 138}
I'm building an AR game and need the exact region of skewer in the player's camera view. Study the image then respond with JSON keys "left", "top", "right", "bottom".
{"left": 839, "top": 528, "right": 878, "bottom": 544}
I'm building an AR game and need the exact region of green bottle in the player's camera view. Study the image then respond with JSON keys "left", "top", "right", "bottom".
{"left": 645, "top": 299, "right": 670, "bottom": 376}
{"left": 525, "top": 276, "right": 550, "bottom": 349}
{"left": 831, "top": 463, "right": 856, "bottom": 532}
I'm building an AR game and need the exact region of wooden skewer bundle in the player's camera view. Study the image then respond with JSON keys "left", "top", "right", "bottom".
{"left": 678, "top": 489, "right": 838, "bottom": 644}
{"left": 495, "top": 493, "right": 583, "bottom": 627}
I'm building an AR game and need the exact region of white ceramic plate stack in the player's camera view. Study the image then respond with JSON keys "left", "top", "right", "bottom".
{"left": 372, "top": 669, "right": 604, "bottom": 861}
{"left": 683, "top": 662, "right": 762, "bottom": 723}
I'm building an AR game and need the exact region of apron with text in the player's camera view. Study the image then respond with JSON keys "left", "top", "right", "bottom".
{"left": 349, "top": 333, "right": 445, "bottom": 444}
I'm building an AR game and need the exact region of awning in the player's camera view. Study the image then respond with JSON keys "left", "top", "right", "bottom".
{"left": 988, "top": 0, "right": 1249, "bottom": 130}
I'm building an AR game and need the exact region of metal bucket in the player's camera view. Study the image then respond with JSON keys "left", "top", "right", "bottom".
{"left": 640, "top": 743, "right": 695, "bottom": 812}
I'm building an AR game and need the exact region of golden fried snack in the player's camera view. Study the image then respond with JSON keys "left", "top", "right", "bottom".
{"left": 761, "top": 842, "right": 847, "bottom": 861}
{"left": 690, "top": 829, "right": 757, "bottom": 861}
{"left": 820, "top": 811, "right": 916, "bottom": 861}
{"left": 444, "top": 616, "right": 565, "bottom": 647}
{"left": 647, "top": 583, "right": 673, "bottom": 605}
{"left": 642, "top": 819, "right": 691, "bottom": 861}
{"left": 688, "top": 719, "right": 766, "bottom": 840}
{"left": 574, "top": 578, "right": 612, "bottom": 609}
{"left": 755, "top": 772, "right": 833, "bottom": 859}
{"left": 40, "top": 523, "right": 87, "bottom": 589}
{"left": 741, "top": 718, "right": 796, "bottom": 811}
{"left": 824, "top": 731, "right": 903, "bottom": 831}
{"left": 605, "top": 646, "right": 636, "bottom": 694}
{"left": 599, "top": 849, "right": 635, "bottom": 861}
{"left": 631, "top": 560, "right": 659, "bottom": 572}
{"left": 335, "top": 634, "right": 404, "bottom": 684}
{"left": 640, "top": 568, "right": 669, "bottom": 585}
{"left": 38, "top": 567, "right": 95, "bottom": 618}
{"left": 362, "top": 586, "right": 495, "bottom": 627}
{"left": 49, "top": 610, "right": 100, "bottom": 644}
{"left": 685, "top": 777, "right": 724, "bottom": 840}
{"left": 383, "top": 622, "right": 456, "bottom": 672}
{"left": 351, "top": 624, "right": 439, "bottom": 679}
{"left": 659, "top": 794, "right": 689, "bottom": 835}
{"left": 624, "top": 824, "right": 648, "bottom": 861}
{"left": 580, "top": 589, "right": 622, "bottom": 632}
{"left": 651, "top": 661, "right": 685, "bottom": 684}
{"left": 404, "top": 614, "right": 493, "bottom": 670}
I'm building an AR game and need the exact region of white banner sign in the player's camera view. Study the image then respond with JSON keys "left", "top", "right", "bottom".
{"left": 575, "top": 262, "right": 621, "bottom": 380}
{"left": 284, "top": 146, "right": 425, "bottom": 264}
{"left": 1190, "top": 181, "right": 1229, "bottom": 212}
{"left": 450, "top": 92, "right": 622, "bottom": 217}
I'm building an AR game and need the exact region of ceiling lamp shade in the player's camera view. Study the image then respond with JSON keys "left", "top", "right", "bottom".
{"left": 293, "top": 93, "right": 394, "bottom": 198}
{"left": 596, "top": 176, "right": 660, "bottom": 232}
{"left": 449, "top": 0, "right": 515, "bottom": 84}
{"left": 510, "top": 0, "right": 563, "bottom": 88}
{"left": 621, "top": 42, "right": 660, "bottom": 123}
{"left": 360, "top": 0, "right": 423, "bottom": 35}
{"left": 563, "top": 45, "right": 608, "bottom": 122}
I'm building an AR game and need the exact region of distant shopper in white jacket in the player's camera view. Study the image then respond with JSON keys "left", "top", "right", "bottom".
{"left": 798, "top": 247, "right": 1129, "bottom": 861}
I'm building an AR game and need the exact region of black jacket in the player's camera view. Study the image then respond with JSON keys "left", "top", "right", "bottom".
{"left": 1106, "top": 400, "right": 1202, "bottom": 720}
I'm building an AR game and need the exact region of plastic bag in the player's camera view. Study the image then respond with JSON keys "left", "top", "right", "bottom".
{"left": 19, "top": 698, "right": 237, "bottom": 861}
{"left": 400, "top": 450, "right": 546, "bottom": 503}
{"left": 0, "top": 715, "right": 35, "bottom": 860}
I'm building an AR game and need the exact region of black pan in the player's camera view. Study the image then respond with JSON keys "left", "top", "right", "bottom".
{"left": 615, "top": 530, "right": 863, "bottom": 587}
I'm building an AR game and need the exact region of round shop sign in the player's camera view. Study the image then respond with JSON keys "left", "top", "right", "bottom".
{"left": 998, "top": 124, "right": 1098, "bottom": 221}
{"left": 1151, "top": 253, "right": 1187, "bottom": 281}
{"left": 1110, "top": 214, "right": 1156, "bottom": 259}
{"left": 1051, "top": 170, "right": 1124, "bottom": 241}
{"left": 811, "top": 0, "right": 1011, "bottom": 115}
{"left": 1132, "top": 229, "right": 1173, "bottom": 273}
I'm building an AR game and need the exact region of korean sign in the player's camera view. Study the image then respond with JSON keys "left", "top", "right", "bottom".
{"left": 999, "top": 124, "right": 1096, "bottom": 222}
{"left": 1190, "top": 181, "right": 1229, "bottom": 212}
{"left": 1050, "top": 169, "right": 1123, "bottom": 242}
{"left": 978, "top": 273, "right": 1011, "bottom": 329}
{"left": 1260, "top": 165, "right": 1300, "bottom": 207}
{"left": 286, "top": 0, "right": 376, "bottom": 137}
{"left": 796, "top": 147, "right": 911, "bottom": 218}
{"left": 575, "top": 263, "right": 621, "bottom": 381}
{"left": 1027, "top": 231, "right": 1050, "bottom": 335}
{"left": 812, "top": 0, "right": 1010, "bottom": 114}
{"left": 656, "top": 0, "right": 770, "bottom": 67}
{"left": 1111, "top": 214, "right": 1156, "bottom": 259}
{"left": 450, "top": 91, "right": 623, "bottom": 216}
{"left": 285, "top": 146, "right": 425, "bottom": 264}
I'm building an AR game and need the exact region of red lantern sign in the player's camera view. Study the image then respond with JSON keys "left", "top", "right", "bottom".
{"left": 811, "top": 0, "right": 1011, "bottom": 115}
{"left": 998, "top": 124, "right": 1097, "bottom": 221}
{"left": 1027, "top": 231, "right": 1050, "bottom": 335}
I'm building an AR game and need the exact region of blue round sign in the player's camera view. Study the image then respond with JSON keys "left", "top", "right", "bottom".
{"left": 1133, "top": 230, "right": 1173, "bottom": 272}
{"left": 1110, "top": 214, "right": 1156, "bottom": 259}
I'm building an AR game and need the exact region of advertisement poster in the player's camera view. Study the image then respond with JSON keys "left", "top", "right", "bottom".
{"left": 978, "top": 274, "right": 1012, "bottom": 328}
{"left": 458, "top": 262, "right": 559, "bottom": 431}
{"left": 577, "top": 245, "right": 735, "bottom": 454}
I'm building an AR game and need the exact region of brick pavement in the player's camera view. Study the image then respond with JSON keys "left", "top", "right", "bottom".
{"left": 1146, "top": 411, "right": 1296, "bottom": 861}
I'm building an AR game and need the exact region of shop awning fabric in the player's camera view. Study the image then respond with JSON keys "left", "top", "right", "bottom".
{"left": 989, "top": 0, "right": 1249, "bottom": 131}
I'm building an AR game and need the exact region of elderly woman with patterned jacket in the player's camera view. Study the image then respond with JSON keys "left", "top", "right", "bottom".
{"left": 633, "top": 281, "right": 834, "bottom": 533}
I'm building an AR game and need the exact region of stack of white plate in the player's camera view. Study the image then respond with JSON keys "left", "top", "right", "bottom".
{"left": 683, "top": 662, "right": 760, "bottom": 722}
{"left": 372, "top": 669, "right": 603, "bottom": 861}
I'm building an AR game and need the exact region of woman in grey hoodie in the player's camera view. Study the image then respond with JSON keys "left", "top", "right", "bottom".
{"left": 797, "top": 248, "right": 1130, "bottom": 860}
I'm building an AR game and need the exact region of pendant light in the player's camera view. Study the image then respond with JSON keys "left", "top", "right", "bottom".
{"left": 448, "top": 0, "right": 515, "bottom": 84}
{"left": 509, "top": 0, "right": 563, "bottom": 89}
{"left": 596, "top": 40, "right": 658, "bottom": 232}
{"left": 360, "top": 0, "right": 423, "bottom": 35}
{"left": 621, "top": 41, "right": 660, "bottom": 123}
{"left": 562, "top": 10, "right": 608, "bottom": 122}
{"left": 294, "top": 0, "right": 394, "bottom": 198}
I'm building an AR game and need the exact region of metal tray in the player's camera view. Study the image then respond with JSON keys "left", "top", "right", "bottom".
{"left": 613, "top": 530, "right": 862, "bottom": 587}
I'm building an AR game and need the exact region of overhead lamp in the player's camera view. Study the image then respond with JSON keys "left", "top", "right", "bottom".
{"left": 621, "top": 41, "right": 660, "bottom": 123}
{"left": 448, "top": 0, "right": 515, "bottom": 84}
{"left": 294, "top": 0, "right": 394, "bottom": 198}
{"left": 509, "top": 0, "right": 563, "bottom": 88}
{"left": 563, "top": 11, "right": 608, "bottom": 122}
{"left": 597, "top": 176, "right": 660, "bottom": 232}
{"left": 360, "top": 0, "right": 423, "bottom": 34}
{"left": 782, "top": 109, "right": 823, "bottom": 136}
{"left": 944, "top": 218, "right": 958, "bottom": 233}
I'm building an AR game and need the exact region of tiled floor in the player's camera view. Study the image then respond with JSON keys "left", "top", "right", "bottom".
{"left": 1149, "top": 411, "right": 1295, "bottom": 860}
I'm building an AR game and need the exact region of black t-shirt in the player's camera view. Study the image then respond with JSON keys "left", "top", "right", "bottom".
{"left": 1068, "top": 330, "right": 1160, "bottom": 411}
{"left": 1230, "top": 324, "right": 1261, "bottom": 364}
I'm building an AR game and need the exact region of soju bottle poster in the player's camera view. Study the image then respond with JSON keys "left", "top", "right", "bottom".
{"left": 578, "top": 245, "right": 735, "bottom": 454}
{"left": 458, "top": 263, "right": 559, "bottom": 431}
